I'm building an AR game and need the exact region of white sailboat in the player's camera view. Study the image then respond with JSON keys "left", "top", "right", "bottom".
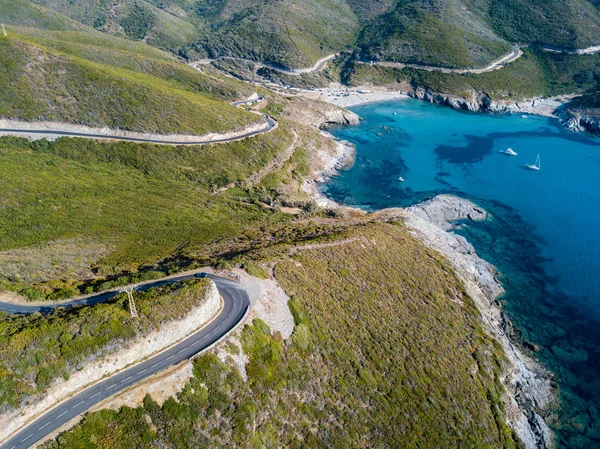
{"left": 525, "top": 153, "right": 541, "bottom": 171}
{"left": 398, "top": 177, "right": 405, "bottom": 182}
{"left": 500, "top": 147, "right": 518, "bottom": 156}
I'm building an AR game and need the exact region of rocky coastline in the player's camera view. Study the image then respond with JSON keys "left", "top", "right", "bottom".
{"left": 309, "top": 84, "right": 600, "bottom": 138}
{"left": 404, "top": 196, "right": 553, "bottom": 449}
{"left": 307, "top": 123, "right": 555, "bottom": 447}
{"left": 410, "top": 88, "right": 600, "bottom": 137}
{"left": 556, "top": 106, "right": 600, "bottom": 135}
{"left": 409, "top": 88, "right": 570, "bottom": 118}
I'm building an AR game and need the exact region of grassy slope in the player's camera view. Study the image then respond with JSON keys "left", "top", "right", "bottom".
{"left": 488, "top": 0, "right": 600, "bottom": 48}
{"left": 23, "top": 0, "right": 201, "bottom": 51}
{"left": 0, "top": 279, "right": 209, "bottom": 412}
{"left": 187, "top": 0, "right": 359, "bottom": 68}
{"left": 0, "top": 123, "right": 293, "bottom": 289}
{"left": 0, "top": 0, "right": 87, "bottom": 31}
{"left": 0, "top": 30, "right": 259, "bottom": 134}
{"left": 358, "top": 0, "right": 511, "bottom": 68}
{"left": 42, "top": 222, "right": 521, "bottom": 448}
{"left": 13, "top": 27, "right": 256, "bottom": 101}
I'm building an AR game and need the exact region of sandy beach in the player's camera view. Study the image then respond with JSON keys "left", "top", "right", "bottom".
{"left": 300, "top": 85, "right": 409, "bottom": 108}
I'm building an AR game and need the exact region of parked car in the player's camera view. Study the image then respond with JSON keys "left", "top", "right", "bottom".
{"left": 195, "top": 272, "right": 208, "bottom": 278}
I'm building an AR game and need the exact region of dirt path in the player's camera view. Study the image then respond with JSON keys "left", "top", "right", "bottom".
{"left": 247, "top": 128, "right": 300, "bottom": 185}
{"left": 213, "top": 128, "right": 300, "bottom": 195}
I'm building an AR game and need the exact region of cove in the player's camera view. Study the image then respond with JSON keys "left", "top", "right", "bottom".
{"left": 323, "top": 98, "right": 600, "bottom": 449}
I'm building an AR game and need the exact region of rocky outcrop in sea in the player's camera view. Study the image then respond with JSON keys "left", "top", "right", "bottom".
{"left": 557, "top": 107, "right": 600, "bottom": 136}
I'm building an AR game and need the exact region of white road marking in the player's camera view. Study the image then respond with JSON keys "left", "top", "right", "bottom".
{"left": 39, "top": 422, "right": 51, "bottom": 430}
{"left": 151, "top": 362, "right": 160, "bottom": 368}
{"left": 178, "top": 348, "right": 186, "bottom": 354}
{"left": 121, "top": 376, "right": 132, "bottom": 383}
{"left": 73, "top": 400, "right": 85, "bottom": 408}
{"left": 165, "top": 355, "right": 174, "bottom": 361}
{"left": 90, "top": 392, "right": 101, "bottom": 399}
{"left": 138, "top": 368, "right": 147, "bottom": 374}
{"left": 20, "top": 434, "right": 33, "bottom": 443}
{"left": 56, "top": 411, "right": 68, "bottom": 419}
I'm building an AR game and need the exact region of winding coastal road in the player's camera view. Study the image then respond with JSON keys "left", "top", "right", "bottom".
{"left": 0, "top": 98, "right": 276, "bottom": 146}
{"left": 0, "top": 274, "right": 250, "bottom": 449}
{"left": 191, "top": 53, "right": 338, "bottom": 76}
{"left": 361, "top": 45, "right": 523, "bottom": 74}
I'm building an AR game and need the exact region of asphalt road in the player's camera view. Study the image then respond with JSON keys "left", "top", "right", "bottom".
{"left": 364, "top": 45, "right": 523, "bottom": 74}
{"left": 0, "top": 115, "right": 276, "bottom": 146}
{"left": 191, "top": 53, "right": 337, "bottom": 76}
{"left": 0, "top": 274, "right": 249, "bottom": 449}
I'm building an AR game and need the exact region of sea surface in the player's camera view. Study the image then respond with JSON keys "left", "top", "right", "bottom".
{"left": 323, "top": 98, "right": 600, "bottom": 449}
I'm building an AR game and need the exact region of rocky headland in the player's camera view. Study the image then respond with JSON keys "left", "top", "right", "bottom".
{"left": 404, "top": 195, "right": 554, "bottom": 449}
{"left": 557, "top": 106, "right": 600, "bottom": 135}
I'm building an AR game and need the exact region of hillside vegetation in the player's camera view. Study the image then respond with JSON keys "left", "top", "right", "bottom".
{"left": 22, "top": 0, "right": 201, "bottom": 51}
{"left": 42, "top": 222, "right": 522, "bottom": 448}
{"left": 183, "top": 0, "right": 359, "bottom": 68}
{"left": 10, "top": 0, "right": 600, "bottom": 69}
{"left": 348, "top": 48, "right": 600, "bottom": 100}
{"left": 358, "top": 0, "right": 511, "bottom": 68}
{"left": 0, "top": 123, "right": 294, "bottom": 298}
{"left": 0, "top": 279, "right": 210, "bottom": 412}
{"left": 0, "top": 29, "right": 259, "bottom": 135}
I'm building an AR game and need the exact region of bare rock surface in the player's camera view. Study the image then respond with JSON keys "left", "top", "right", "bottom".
{"left": 559, "top": 107, "right": 600, "bottom": 136}
{"left": 282, "top": 96, "right": 360, "bottom": 128}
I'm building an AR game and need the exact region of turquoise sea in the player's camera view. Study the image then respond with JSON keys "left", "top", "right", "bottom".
{"left": 323, "top": 99, "right": 600, "bottom": 448}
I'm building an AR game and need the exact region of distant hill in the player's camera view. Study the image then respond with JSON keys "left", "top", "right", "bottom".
{"left": 358, "top": 0, "right": 511, "bottom": 68}
{"left": 358, "top": 0, "right": 600, "bottom": 68}
{"left": 9, "top": 0, "right": 600, "bottom": 69}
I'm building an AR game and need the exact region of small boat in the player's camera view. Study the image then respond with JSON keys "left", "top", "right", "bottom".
{"left": 500, "top": 147, "right": 518, "bottom": 156}
{"left": 522, "top": 115, "right": 528, "bottom": 119}
{"left": 398, "top": 177, "right": 405, "bottom": 182}
{"left": 525, "top": 153, "right": 541, "bottom": 171}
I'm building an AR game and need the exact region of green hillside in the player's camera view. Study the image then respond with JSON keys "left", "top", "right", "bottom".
{"left": 0, "top": 28, "right": 259, "bottom": 135}
{"left": 24, "top": 0, "right": 201, "bottom": 51}
{"left": 0, "top": 0, "right": 87, "bottom": 31}
{"left": 488, "top": 0, "right": 600, "bottom": 49}
{"left": 185, "top": 0, "right": 359, "bottom": 67}
{"left": 349, "top": 48, "right": 600, "bottom": 100}
{"left": 0, "top": 120, "right": 294, "bottom": 300}
{"left": 41, "top": 222, "right": 522, "bottom": 449}
{"left": 358, "top": 0, "right": 511, "bottom": 67}
{"left": 6, "top": 0, "right": 600, "bottom": 69}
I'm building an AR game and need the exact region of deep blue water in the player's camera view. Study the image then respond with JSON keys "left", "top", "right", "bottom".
{"left": 323, "top": 99, "right": 600, "bottom": 448}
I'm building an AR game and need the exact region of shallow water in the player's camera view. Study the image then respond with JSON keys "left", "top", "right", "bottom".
{"left": 323, "top": 99, "right": 600, "bottom": 448}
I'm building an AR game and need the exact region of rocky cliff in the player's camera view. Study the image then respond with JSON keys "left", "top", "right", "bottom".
{"left": 557, "top": 107, "right": 600, "bottom": 135}
{"left": 409, "top": 89, "right": 566, "bottom": 117}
